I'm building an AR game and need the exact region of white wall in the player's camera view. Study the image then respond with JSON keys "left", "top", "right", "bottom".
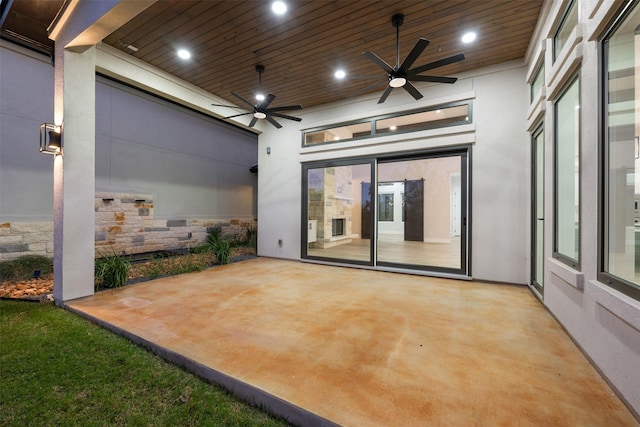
{"left": 525, "top": 0, "right": 640, "bottom": 418}
{"left": 257, "top": 61, "right": 529, "bottom": 284}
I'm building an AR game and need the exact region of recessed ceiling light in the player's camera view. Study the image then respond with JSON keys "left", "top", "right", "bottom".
{"left": 334, "top": 69, "right": 346, "bottom": 79}
{"left": 333, "top": 136, "right": 340, "bottom": 141}
{"left": 436, "top": 109, "right": 441, "bottom": 113}
{"left": 272, "top": 1, "right": 287, "bottom": 15}
{"left": 256, "top": 93, "right": 265, "bottom": 101}
{"left": 461, "top": 32, "right": 477, "bottom": 44}
{"left": 389, "top": 125, "right": 397, "bottom": 131}
{"left": 177, "top": 49, "right": 191, "bottom": 60}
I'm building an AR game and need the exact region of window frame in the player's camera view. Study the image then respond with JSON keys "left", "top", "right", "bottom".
{"left": 301, "top": 101, "right": 472, "bottom": 147}
{"left": 553, "top": 0, "right": 578, "bottom": 62}
{"left": 597, "top": 0, "right": 640, "bottom": 300}
{"left": 553, "top": 73, "right": 581, "bottom": 270}
{"left": 530, "top": 63, "right": 545, "bottom": 103}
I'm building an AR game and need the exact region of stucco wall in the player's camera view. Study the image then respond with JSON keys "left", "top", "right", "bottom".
{"left": 257, "top": 61, "right": 529, "bottom": 285}
{"left": 0, "top": 41, "right": 258, "bottom": 262}
{"left": 525, "top": 0, "right": 640, "bottom": 417}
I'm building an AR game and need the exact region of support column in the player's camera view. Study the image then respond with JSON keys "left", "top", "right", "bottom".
{"left": 52, "top": 45, "right": 96, "bottom": 303}
{"left": 49, "top": 0, "right": 156, "bottom": 303}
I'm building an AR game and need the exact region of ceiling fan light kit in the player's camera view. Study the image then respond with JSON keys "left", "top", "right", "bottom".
{"left": 364, "top": 13, "right": 466, "bottom": 104}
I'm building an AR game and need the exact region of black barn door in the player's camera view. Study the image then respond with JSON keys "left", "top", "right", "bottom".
{"left": 404, "top": 178, "right": 424, "bottom": 241}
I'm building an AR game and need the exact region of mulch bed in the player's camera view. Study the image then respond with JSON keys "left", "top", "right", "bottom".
{"left": 0, "top": 275, "right": 54, "bottom": 302}
{"left": 1, "top": 252, "right": 257, "bottom": 302}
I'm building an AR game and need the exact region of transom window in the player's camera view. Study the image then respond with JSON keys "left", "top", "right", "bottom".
{"left": 302, "top": 102, "right": 471, "bottom": 147}
{"left": 553, "top": 0, "right": 578, "bottom": 62}
{"left": 530, "top": 63, "right": 545, "bottom": 102}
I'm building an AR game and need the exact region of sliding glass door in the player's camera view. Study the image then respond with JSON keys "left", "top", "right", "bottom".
{"left": 303, "top": 160, "right": 374, "bottom": 265}
{"left": 302, "top": 149, "right": 469, "bottom": 276}
{"left": 377, "top": 154, "right": 467, "bottom": 274}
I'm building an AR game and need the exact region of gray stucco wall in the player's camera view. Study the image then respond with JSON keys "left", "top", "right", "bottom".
{"left": 95, "top": 76, "right": 258, "bottom": 219}
{"left": 0, "top": 42, "right": 258, "bottom": 223}
{"left": 0, "top": 42, "right": 55, "bottom": 221}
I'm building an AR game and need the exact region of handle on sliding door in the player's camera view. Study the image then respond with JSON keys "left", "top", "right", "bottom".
{"left": 635, "top": 136, "right": 639, "bottom": 159}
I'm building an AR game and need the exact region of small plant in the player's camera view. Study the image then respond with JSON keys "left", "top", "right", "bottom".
{"left": 0, "top": 255, "right": 52, "bottom": 281}
{"left": 191, "top": 244, "right": 212, "bottom": 254}
{"left": 245, "top": 224, "right": 257, "bottom": 249}
{"left": 212, "top": 239, "right": 232, "bottom": 265}
{"left": 95, "top": 249, "right": 130, "bottom": 289}
{"left": 206, "top": 226, "right": 223, "bottom": 247}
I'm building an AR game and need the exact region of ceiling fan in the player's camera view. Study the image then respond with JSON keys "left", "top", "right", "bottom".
{"left": 211, "top": 65, "right": 302, "bottom": 129}
{"left": 363, "top": 13, "right": 465, "bottom": 104}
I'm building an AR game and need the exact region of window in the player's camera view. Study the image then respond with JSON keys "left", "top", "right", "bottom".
{"left": 530, "top": 63, "right": 545, "bottom": 102}
{"left": 600, "top": 0, "right": 640, "bottom": 300}
{"left": 554, "top": 75, "right": 580, "bottom": 268}
{"left": 378, "top": 194, "right": 394, "bottom": 222}
{"left": 553, "top": 0, "right": 578, "bottom": 62}
{"left": 302, "top": 102, "right": 471, "bottom": 146}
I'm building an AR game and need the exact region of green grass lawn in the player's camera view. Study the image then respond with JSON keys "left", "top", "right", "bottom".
{"left": 0, "top": 300, "right": 289, "bottom": 426}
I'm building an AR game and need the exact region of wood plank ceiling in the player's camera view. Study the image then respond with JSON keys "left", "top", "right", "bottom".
{"left": 102, "top": 0, "right": 543, "bottom": 111}
{"left": 1, "top": 0, "right": 543, "bottom": 111}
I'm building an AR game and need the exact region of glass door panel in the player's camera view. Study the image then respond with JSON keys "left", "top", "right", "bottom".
{"left": 377, "top": 155, "right": 466, "bottom": 274}
{"left": 304, "top": 162, "right": 373, "bottom": 264}
{"left": 531, "top": 127, "right": 544, "bottom": 295}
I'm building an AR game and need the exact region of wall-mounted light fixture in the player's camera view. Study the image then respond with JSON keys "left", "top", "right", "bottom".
{"left": 39, "top": 123, "right": 62, "bottom": 155}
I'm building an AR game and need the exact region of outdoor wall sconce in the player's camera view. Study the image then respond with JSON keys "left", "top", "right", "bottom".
{"left": 39, "top": 123, "right": 62, "bottom": 155}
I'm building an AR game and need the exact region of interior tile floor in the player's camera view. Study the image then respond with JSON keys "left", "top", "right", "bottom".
{"left": 67, "top": 258, "right": 638, "bottom": 426}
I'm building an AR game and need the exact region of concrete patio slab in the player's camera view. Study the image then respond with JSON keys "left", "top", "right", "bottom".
{"left": 67, "top": 257, "right": 638, "bottom": 426}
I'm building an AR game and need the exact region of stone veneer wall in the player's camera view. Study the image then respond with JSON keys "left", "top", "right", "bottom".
{"left": 0, "top": 191, "right": 256, "bottom": 262}
{"left": 0, "top": 222, "right": 54, "bottom": 261}
{"left": 308, "top": 167, "right": 353, "bottom": 249}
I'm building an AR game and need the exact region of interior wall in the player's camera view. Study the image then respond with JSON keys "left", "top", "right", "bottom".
{"left": 0, "top": 42, "right": 55, "bottom": 221}
{"left": 378, "top": 157, "right": 460, "bottom": 242}
{"left": 257, "top": 61, "right": 529, "bottom": 284}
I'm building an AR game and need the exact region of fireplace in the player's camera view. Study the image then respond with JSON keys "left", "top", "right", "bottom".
{"left": 332, "top": 218, "right": 345, "bottom": 236}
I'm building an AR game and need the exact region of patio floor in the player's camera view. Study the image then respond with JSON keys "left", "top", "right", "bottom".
{"left": 66, "top": 257, "right": 638, "bottom": 426}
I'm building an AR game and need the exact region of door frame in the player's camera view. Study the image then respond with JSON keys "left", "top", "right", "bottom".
{"left": 530, "top": 123, "right": 544, "bottom": 298}
{"left": 300, "top": 145, "right": 471, "bottom": 278}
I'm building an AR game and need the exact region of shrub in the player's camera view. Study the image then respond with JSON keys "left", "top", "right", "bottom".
{"left": 245, "top": 224, "right": 257, "bottom": 249}
{"left": 212, "top": 240, "right": 232, "bottom": 265}
{"left": 0, "top": 255, "right": 52, "bottom": 281}
{"left": 206, "top": 226, "right": 223, "bottom": 247}
{"left": 95, "top": 250, "right": 130, "bottom": 289}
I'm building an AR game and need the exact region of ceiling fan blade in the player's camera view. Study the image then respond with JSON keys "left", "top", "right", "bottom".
{"left": 266, "top": 116, "right": 283, "bottom": 129}
{"left": 402, "top": 81, "right": 423, "bottom": 100}
{"left": 410, "top": 75, "right": 458, "bottom": 84}
{"left": 231, "top": 91, "right": 256, "bottom": 108}
{"left": 399, "top": 38, "right": 429, "bottom": 72}
{"left": 266, "top": 105, "right": 302, "bottom": 113}
{"left": 408, "top": 53, "right": 466, "bottom": 75}
{"left": 269, "top": 112, "right": 302, "bottom": 122}
{"left": 211, "top": 103, "right": 241, "bottom": 108}
{"left": 249, "top": 116, "right": 258, "bottom": 128}
{"left": 261, "top": 93, "right": 276, "bottom": 109}
{"left": 363, "top": 51, "right": 395, "bottom": 75}
{"left": 224, "top": 112, "right": 251, "bottom": 119}
{"left": 377, "top": 85, "right": 394, "bottom": 104}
